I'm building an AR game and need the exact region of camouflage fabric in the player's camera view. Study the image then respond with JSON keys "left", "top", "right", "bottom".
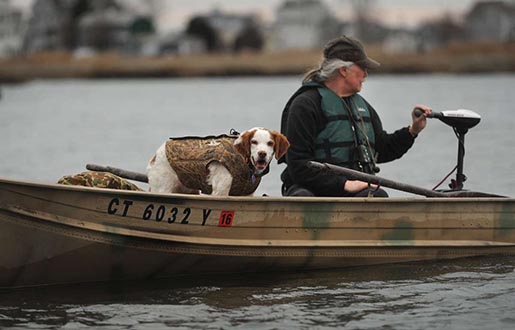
{"left": 165, "top": 134, "right": 261, "bottom": 196}
{"left": 57, "top": 171, "right": 143, "bottom": 191}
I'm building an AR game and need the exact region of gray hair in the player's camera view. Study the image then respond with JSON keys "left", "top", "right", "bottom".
{"left": 303, "top": 58, "right": 354, "bottom": 83}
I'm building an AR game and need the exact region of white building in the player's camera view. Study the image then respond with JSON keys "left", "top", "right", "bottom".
{"left": 157, "top": 32, "right": 206, "bottom": 56}
{"left": 0, "top": 0, "right": 24, "bottom": 57}
{"left": 382, "top": 30, "right": 419, "bottom": 54}
{"left": 23, "top": 0, "right": 75, "bottom": 53}
{"left": 77, "top": 8, "right": 134, "bottom": 52}
{"left": 271, "top": 0, "right": 340, "bottom": 50}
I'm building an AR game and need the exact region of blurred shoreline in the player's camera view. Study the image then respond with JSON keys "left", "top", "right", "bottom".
{"left": 1, "top": 42, "right": 514, "bottom": 83}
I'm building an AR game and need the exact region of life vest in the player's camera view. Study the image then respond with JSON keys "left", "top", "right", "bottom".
{"left": 280, "top": 82, "right": 378, "bottom": 173}
{"left": 165, "top": 134, "right": 261, "bottom": 196}
{"left": 312, "top": 83, "right": 377, "bottom": 173}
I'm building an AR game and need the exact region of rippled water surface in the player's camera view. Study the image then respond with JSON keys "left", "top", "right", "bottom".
{"left": 1, "top": 75, "right": 514, "bottom": 329}
{"left": 1, "top": 257, "right": 514, "bottom": 329}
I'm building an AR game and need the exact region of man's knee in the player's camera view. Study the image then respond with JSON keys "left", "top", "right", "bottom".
{"left": 283, "top": 184, "right": 315, "bottom": 197}
{"left": 354, "top": 187, "right": 389, "bottom": 197}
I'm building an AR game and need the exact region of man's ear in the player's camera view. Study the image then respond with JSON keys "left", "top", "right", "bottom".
{"left": 339, "top": 66, "right": 347, "bottom": 77}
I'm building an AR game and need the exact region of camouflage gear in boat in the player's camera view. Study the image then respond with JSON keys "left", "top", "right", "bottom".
{"left": 57, "top": 171, "right": 143, "bottom": 191}
{"left": 165, "top": 134, "right": 261, "bottom": 196}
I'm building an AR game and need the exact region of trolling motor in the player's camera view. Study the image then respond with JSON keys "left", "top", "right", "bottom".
{"left": 415, "top": 109, "right": 481, "bottom": 191}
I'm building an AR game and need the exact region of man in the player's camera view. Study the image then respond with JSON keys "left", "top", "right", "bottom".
{"left": 280, "top": 35, "right": 431, "bottom": 197}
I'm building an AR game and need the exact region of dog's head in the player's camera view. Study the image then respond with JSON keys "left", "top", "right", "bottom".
{"left": 234, "top": 128, "right": 290, "bottom": 175}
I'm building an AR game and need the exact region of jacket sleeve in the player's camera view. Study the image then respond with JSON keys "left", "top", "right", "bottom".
{"left": 283, "top": 92, "right": 348, "bottom": 196}
{"left": 366, "top": 100, "right": 416, "bottom": 164}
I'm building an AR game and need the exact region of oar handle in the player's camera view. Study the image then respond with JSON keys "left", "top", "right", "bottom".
{"left": 308, "top": 161, "right": 448, "bottom": 197}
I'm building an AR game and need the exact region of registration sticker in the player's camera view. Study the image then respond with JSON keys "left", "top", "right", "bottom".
{"left": 218, "top": 210, "right": 235, "bottom": 227}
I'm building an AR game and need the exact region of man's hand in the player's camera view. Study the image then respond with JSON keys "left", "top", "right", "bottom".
{"left": 410, "top": 104, "right": 432, "bottom": 136}
{"left": 344, "top": 180, "right": 377, "bottom": 193}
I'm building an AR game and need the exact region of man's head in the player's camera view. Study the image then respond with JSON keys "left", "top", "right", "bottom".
{"left": 323, "top": 36, "right": 380, "bottom": 70}
{"left": 303, "top": 36, "right": 380, "bottom": 91}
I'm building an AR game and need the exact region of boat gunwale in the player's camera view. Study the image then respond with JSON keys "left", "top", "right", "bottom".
{"left": 1, "top": 177, "right": 512, "bottom": 204}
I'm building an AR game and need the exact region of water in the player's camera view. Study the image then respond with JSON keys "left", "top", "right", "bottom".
{"left": 1, "top": 75, "right": 514, "bottom": 196}
{"left": 0, "top": 257, "right": 514, "bottom": 329}
{"left": 1, "top": 75, "right": 515, "bottom": 329}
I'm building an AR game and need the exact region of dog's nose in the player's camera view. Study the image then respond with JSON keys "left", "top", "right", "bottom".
{"left": 258, "top": 151, "right": 267, "bottom": 158}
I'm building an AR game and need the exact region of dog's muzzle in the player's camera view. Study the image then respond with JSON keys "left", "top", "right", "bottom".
{"left": 252, "top": 152, "right": 271, "bottom": 171}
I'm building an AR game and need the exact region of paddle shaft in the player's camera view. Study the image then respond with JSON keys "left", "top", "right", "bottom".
{"left": 85, "top": 162, "right": 503, "bottom": 197}
{"left": 87, "top": 162, "right": 442, "bottom": 196}
{"left": 308, "top": 161, "right": 448, "bottom": 197}
{"left": 86, "top": 164, "right": 149, "bottom": 183}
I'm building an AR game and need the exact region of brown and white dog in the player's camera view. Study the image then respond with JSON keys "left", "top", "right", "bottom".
{"left": 147, "top": 128, "right": 289, "bottom": 196}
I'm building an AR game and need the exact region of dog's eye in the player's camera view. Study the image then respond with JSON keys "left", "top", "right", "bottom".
{"left": 251, "top": 140, "right": 258, "bottom": 145}
{"left": 267, "top": 141, "right": 274, "bottom": 147}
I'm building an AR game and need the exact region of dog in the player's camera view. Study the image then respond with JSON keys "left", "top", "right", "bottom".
{"left": 147, "top": 128, "right": 290, "bottom": 196}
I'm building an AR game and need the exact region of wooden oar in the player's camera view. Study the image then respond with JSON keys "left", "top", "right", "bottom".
{"left": 86, "top": 164, "right": 148, "bottom": 183}
{"left": 85, "top": 162, "right": 503, "bottom": 198}
{"left": 307, "top": 161, "right": 504, "bottom": 198}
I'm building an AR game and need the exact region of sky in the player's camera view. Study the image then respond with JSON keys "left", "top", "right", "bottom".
{"left": 11, "top": 0, "right": 479, "bottom": 31}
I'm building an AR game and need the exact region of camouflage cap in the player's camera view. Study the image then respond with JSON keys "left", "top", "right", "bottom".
{"left": 323, "top": 35, "right": 380, "bottom": 69}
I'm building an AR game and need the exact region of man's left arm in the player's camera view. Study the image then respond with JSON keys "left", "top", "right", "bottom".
{"left": 365, "top": 101, "right": 416, "bottom": 164}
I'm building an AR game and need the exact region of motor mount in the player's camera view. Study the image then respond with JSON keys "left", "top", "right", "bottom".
{"left": 415, "top": 108, "right": 481, "bottom": 191}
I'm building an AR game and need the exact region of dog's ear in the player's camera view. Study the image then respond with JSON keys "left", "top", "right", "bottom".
{"left": 234, "top": 130, "right": 253, "bottom": 160}
{"left": 271, "top": 130, "right": 290, "bottom": 160}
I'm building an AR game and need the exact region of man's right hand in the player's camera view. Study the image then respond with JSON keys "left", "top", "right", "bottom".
{"left": 344, "top": 180, "right": 377, "bottom": 193}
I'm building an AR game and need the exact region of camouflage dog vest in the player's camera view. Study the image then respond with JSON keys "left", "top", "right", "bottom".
{"left": 165, "top": 135, "right": 261, "bottom": 196}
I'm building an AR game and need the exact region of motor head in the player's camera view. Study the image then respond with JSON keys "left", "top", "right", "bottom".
{"left": 415, "top": 108, "right": 481, "bottom": 131}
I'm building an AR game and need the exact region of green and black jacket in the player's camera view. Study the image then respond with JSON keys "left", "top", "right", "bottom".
{"left": 280, "top": 83, "right": 415, "bottom": 197}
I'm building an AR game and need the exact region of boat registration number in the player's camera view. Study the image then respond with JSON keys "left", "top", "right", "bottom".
{"left": 105, "top": 198, "right": 234, "bottom": 227}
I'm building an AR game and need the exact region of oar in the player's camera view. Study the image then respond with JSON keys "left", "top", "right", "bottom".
{"left": 86, "top": 164, "right": 148, "bottom": 183}
{"left": 307, "top": 161, "right": 503, "bottom": 198}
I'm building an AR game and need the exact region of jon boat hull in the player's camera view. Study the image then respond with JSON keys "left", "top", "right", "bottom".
{"left": 1, "top": 178, "right": 514, "bottom": 288}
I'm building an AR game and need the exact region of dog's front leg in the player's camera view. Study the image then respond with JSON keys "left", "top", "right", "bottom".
{"left": 207, "top": 162, "right": 233, "bottom": 196}
{"left": 147, "top": 143, "right": 179, "bottom": 193}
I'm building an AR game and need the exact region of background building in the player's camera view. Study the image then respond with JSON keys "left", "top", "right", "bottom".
{"left": 0, "top": 0, "right": 25, "bottom": 57}
{"left": 271, "top": 0, "right": 340, "bottom": 50}
{"left": 465, "top": 1, "right": 515, "bottom": 42}
{"left": 23, "top": 0, "right": 155, "bottom": 55}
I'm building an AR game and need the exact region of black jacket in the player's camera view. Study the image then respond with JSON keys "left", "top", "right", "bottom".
{"left": 280, "top": 87, "right": 415, "bottom": 197}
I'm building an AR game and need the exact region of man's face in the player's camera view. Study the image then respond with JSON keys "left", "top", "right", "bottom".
{"left": 345, "top": 64, "right": 368, "bottom": 93}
